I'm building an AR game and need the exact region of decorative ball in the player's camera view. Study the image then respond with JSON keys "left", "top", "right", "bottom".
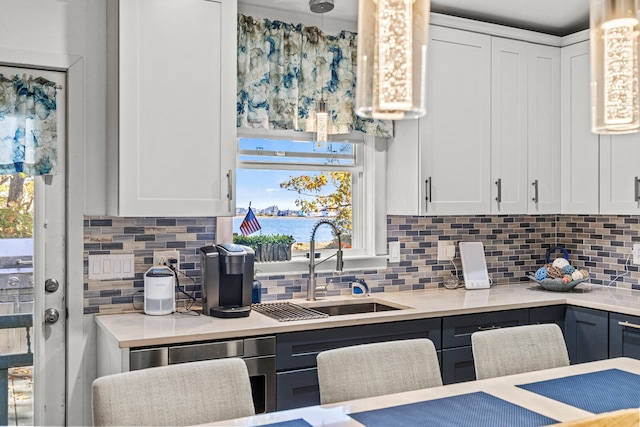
{"left": 562, "top": 265, "right": 576, "bottom": 275}
{"left": 552, "top": 257, "right": 570, "bottom": 268}
{"left": 535, "top": 267, "right": 548, "bottom": 281}
{"left": 544, "top": 263, "right": 554, "bottom": 270}
{"left": 562, "top": 275, "right": 571, "bottom": 283}
{"left": 571, "top": 270, "right": 583, "bottom": 281}
{"left": 547, "top": 265, "right": 564, "bottom": 279}
{"left": 579, "top": 269, "right": 590, "bottom": 279}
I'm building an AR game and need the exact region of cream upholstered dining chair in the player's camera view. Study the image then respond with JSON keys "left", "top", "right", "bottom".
{"left": 471, "top": 323, "right": 570, "bottom": 380}
{"left": 316, "top": 338, "right": 443, "bottom": 405}
{"left": 92, "top": 358, "right": 255, "bottom": 426}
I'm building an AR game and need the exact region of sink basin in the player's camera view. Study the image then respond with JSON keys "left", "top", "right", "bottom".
{"left": 301, "top": 299, "right": 410, "bottom": 316}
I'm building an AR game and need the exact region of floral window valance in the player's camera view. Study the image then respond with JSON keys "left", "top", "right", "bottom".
{"left": 237, "top": 14, "right": 393, "bottom": 139}
{"left": 0, "top": 73, "right": 59, "bottom": 176}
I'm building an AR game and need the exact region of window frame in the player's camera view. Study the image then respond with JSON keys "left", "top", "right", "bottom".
{"left": 235, "top": 128, "right": 388, "bottom": 275}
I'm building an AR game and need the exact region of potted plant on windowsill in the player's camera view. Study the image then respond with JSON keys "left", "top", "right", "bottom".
{"left": 233, "top": 234, "right": 296, "bottom": 262}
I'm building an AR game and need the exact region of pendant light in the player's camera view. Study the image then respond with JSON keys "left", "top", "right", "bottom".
{"left": 590, "top": 0, "right": 640, "bottom": 134}
{"left": 310, "top": 0, "right": 333, "bottom": 147}
{"left": 355, "top": 0, "right": 430, "bottom": 120}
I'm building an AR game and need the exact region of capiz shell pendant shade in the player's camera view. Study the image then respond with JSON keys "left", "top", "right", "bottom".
{"left": 355, "top": 0, "right": 430, "bottom": 120}
{"left": 590, "top": 0, "right": 640, "bottom": 134}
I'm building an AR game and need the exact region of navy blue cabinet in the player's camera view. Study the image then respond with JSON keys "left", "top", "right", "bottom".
{"left": 609, "top": 312, "right": 640, "bottom": 359}
{"left": 441, "top": 309, "right": 529, "bottom": 384}
{"left": 565, "top": 306, "right": 609, "bottom": 364}
{"left": 530, "top": 305, "right": 566, "bottom": 332}
{"left": 275, "top": 318, "right": 441, "bottom": 411}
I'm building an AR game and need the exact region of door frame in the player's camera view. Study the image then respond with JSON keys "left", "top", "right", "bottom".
{"left": 0, "top": 51, "right": 85, "bottom": 425}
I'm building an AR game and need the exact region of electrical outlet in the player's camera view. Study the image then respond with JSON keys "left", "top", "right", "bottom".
{"left": 153, "top": 250, "right": 180, "bottom": 271}
{"left": 633, "top": 244, "right": 640, "bottom": 265}
{"left": 437, "top": 241, "right": 455, "bottom": 261}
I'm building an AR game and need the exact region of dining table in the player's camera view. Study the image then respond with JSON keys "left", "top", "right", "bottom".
{"left": 201, "top": 357, "right": 640, "bottom": 427}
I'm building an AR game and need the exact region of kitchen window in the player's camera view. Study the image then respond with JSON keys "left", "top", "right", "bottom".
{"left": 235, "top": 129, "right": 388, "bottom": 274}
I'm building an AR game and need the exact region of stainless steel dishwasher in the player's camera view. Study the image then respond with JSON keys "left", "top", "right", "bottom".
{"left": 129, "top": 336, "right": 276, "bottom": 413}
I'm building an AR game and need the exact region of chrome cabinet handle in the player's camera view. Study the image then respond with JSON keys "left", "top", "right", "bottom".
{"left": 495, "top": 179, "right": 502, "bottom": 203}
{"left": 532, "top": 180, "right": 539, "bottom": 203}
{"left": 226, "top": 169, "right": 233, "bottom": 201}
{"left": 618, "top": 320, "right": 640, "bottom": 330}
{"left": 635, "top": 177, "right": 640, "bottom": 202}
{"left": 477, "top": 325, "right": 500, "bottom": 331}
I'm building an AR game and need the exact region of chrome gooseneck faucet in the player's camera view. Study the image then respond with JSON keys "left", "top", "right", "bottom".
{"left": 307, "top": 220, "right": 343, "bottom": 301}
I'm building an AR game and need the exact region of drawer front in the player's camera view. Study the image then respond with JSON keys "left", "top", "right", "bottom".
{"left": 168, "top": 340, "right": 243, "bottom": 364}
{"left": 442, "top": 309, "right": 529, "bottom": 348}
{"left": 276, "top": 318, "right": 442, "bottom": 371}
{"left": 529, "top": 305, "right": 566, "bottom": 332}
{"left": 609, "top": 312, "right": 640, "bottom": 360}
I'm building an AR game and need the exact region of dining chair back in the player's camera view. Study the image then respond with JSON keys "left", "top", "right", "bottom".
{"left": 471, "top": 323, "right": 570, "bottom": 380}
{"left": 92, "top": 358, "right": 255, "bottom": 426}
{"left": 316, "top": 338, "right": 443, "bottom": 404}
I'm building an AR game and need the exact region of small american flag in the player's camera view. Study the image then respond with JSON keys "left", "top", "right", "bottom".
{"left": 240, "top": 207, "right": 261, "bottom": 236}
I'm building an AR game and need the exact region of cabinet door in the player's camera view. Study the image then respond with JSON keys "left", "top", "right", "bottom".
{"left": 276, "top": 368, "right": 320, "bottom": 411}
{"left": 565, "top": 306, "right": 608, "bottom": 364}
{"left": 441, "top": 346, "right": 475, "bottom": 385}
{"left": 528, "top": 44, "right": 561, "bottom": 214}
{"left": 114, "top": 0, "right": 236, "bottom": 216}
{"left": 421, "top": 26, "right": 491, "bottom": 215}
{"left": 491, "top": 37, "right": 528, "bottom": 214}
{"left": 609, "top": 312, "right": 640, "bottom": 359}
{"left": 560, "top": 41, "right": 599, "bottom": 214}
{"left": 387, "top": 119, "right": 421, "bottom": 215}
{"left": 600, "top": 134, "right": 640, "bottom": 214}
{"left": 529, "top": 305, "right": 566, "bottom": 333}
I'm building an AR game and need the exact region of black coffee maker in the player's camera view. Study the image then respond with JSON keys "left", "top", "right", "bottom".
{"left": 200, "top": 244, "right": 255, "bottom": 318}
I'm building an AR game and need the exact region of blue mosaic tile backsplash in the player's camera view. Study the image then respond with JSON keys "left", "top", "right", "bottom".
{"left": 84, "top": 214, "right": 640, "bottom": 314}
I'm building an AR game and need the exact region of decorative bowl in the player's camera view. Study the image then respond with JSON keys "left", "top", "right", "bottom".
{"left": 526, "top": 275, "right": 589, "bottom": 292}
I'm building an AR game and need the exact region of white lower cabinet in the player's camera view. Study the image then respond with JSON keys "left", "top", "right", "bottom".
{"left": 107, "top": 0, "right": 237, "bottom": 217}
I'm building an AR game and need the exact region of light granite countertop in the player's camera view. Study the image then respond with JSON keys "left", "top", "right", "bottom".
{"left": 95, "top": 282, "right": 640, "bottom": 349}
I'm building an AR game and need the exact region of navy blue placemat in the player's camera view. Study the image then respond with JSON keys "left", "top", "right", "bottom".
{"left": 517, "top": 368, "right": 640, "bottom": 414}
{"left": 349, "top": 391, "right": 557, "bottom": 427}
{"left": 259, "top": 419, "right": 313, "bottom": 427}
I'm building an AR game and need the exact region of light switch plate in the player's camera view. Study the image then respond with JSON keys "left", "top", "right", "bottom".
{"left": 388, "top": 241, "right": 400, "bottom": 263}
{"left": 88, "top": 254, "right": 135, "bottom": 280}
{"left": 633, "top": 244, "right": 640, "bottom": 265}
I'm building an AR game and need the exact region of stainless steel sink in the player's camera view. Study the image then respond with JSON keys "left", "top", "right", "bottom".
{"left": 300, "top": 300, "right": 410, "bottom": 316}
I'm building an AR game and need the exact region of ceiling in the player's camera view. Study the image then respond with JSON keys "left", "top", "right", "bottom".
{"left": 238, "top": 0, "right": 590, "bottom": 37}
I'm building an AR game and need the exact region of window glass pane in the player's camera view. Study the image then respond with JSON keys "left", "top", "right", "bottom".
{"left": 234, "top": 169, "right": 352, "bottom": 253}
{"left": 238, "top": 138, "right": 354, "bottom": 165}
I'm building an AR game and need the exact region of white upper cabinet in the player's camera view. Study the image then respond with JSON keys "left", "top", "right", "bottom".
{"left": 560, "top": 41, "right": 599, "bottom": 214}
{"left": 107, "top": 0, "right": 237, "bottom": 217}
{"left": 527, "top": 44, "right": 561, "bottom": 214}
{"left": 420, "top": 26, "right": 492, "bottom": 215}
{"left": 388, "top": 24, "right": 561, "bottom": 216}
{"left": 600, "top": 133, "right": 640, "bottom": 214}
{"left": 491, "top": 37, "right": 529, "bottom": 214}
